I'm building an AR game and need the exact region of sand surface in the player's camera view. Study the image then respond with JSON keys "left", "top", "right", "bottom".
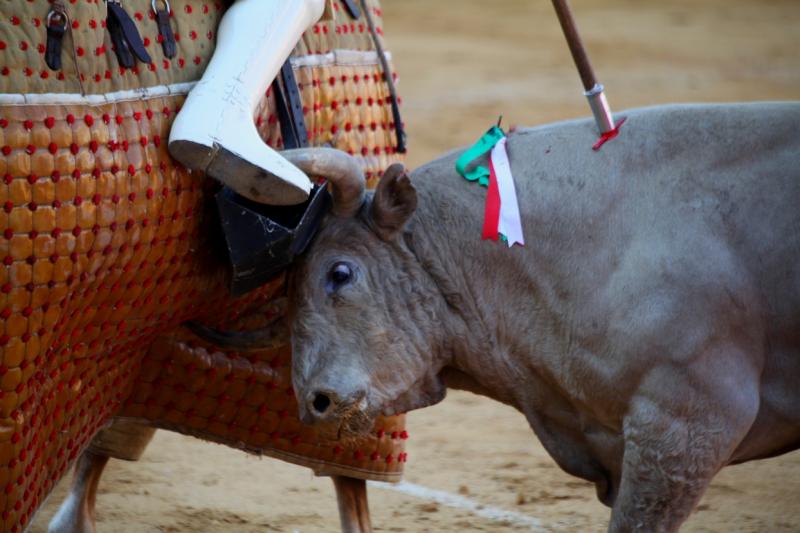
{"left": 30, "top": 0, "right": 800, "bottom": 531}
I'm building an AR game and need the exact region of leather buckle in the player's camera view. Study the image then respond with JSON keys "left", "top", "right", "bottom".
{"left": 46, "top": 9, "right": 68, "bottom": 31}
{"left": 152, "top": 0, "right": 177, "bottom": 58}
{"left": 151, "top": 0, "right": 171, "bottom": 15}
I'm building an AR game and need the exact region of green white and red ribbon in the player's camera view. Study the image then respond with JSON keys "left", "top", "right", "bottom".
{"left": 455, "top": 126, "right": 524, "bottom": 247}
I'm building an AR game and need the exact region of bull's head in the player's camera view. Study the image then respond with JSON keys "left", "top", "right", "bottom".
{"left": 287, "top": 153, "right": 454, "bottom": 438}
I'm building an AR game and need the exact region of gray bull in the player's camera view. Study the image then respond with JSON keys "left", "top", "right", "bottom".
{"left": 281, "top": 102, "right": 799, "bottom": 532}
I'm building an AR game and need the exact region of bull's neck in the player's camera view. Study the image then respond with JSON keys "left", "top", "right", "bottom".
{"left": 406, "top": 177, "right": 558, "bottom": 409}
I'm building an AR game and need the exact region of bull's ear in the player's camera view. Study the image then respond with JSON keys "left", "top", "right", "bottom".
{"left": 369, "top": 164, "right": 418, "bottom": 240}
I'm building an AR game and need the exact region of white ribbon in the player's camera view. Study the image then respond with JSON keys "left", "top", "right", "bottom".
{"left": 490, "top": 137, "right": 524, "bottom": 247}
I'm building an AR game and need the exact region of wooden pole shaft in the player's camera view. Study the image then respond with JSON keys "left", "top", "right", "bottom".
{"left": 550, "top": 0, "right": 597, "bottom": 92}
{"left": 550, "top": 0, "right": 616, "bottom": 134}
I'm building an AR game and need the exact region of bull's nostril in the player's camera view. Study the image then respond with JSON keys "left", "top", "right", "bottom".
{"left": 312, "top": 392, "right": 332, "bottom": 414}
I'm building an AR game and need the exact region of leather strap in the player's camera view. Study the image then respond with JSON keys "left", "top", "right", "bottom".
{"left": 360, "top": 0, "right": 406, "bottom": 153}
{"left": 386, "top": 76, "right": 407, "bottom": 154}
{"left": 107, "top": 1, "right": 152, "bottom": 67}
{"left": 45, "top": 5, "right": 68, "bottom": 71}
{"left": 107, "top": 11, "right": 135, "bottom": 68}
{"left": 155, "top": 7, "right": 177, "bottom": 58}
{"left": 272, "top": 60, "right": 309, "bottom": 150}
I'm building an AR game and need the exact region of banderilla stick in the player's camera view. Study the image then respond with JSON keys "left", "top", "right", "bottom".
{"left": 550, "top": 0, "right": 616, "bottom": 134}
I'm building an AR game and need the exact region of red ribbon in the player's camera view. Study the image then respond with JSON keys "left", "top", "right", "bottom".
{"left": 482, "top": 156, "right": 501, "bottom": 240}
{"left": 592, "top": 118, "right": 627, "bottom": 151}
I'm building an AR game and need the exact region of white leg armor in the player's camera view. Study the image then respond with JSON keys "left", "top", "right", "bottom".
{"left": 169, "top": 0, "right": 327, "bottom": 205}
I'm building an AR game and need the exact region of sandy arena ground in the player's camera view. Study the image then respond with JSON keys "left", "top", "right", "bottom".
{"left": 31, "top": 0, "right": 800, "bottom": 531}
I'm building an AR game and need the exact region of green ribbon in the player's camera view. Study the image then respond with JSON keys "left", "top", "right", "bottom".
{"left": 455, "top": 126, "right": 506, "bottom": 187}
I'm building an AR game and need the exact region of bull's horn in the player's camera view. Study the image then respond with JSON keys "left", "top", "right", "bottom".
{"left": 185, "top": 318, "right": 288, "bottom": 351}
{"left": 282, "top": 148, "right": 365, "bottom": 218}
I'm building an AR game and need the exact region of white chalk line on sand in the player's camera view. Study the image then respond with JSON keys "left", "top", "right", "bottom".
{"left": 368, "top": 480, "right": 553, "bottom": 531}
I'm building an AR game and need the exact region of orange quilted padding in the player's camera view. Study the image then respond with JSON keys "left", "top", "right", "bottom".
{"left": 0, "top": 1, "right": 407, "bottom": 530}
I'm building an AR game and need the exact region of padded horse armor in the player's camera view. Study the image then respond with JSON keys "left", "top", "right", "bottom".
{"left": 0, "top": 1, "right": 406, "bottom": 529}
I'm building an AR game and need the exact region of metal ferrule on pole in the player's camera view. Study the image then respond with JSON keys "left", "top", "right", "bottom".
{"left": 584, "top": 83, "right": 615, "bottom": 134}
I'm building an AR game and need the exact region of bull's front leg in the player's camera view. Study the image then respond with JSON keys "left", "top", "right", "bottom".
{"left": 332, "top": 476, "right": 373, "bottom": 533}
{"left": 608, "top": 346, "right": 760, "bottom": 532}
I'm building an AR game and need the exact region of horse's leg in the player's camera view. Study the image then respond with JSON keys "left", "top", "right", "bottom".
{"left": 47, "top": 451, "right": 109, "bottom": 533}
{"left": 332, "top": 476, "right": 373, "bottom": 533}
{"left": 48, "top": 422, "right": 156, "bottom": 533}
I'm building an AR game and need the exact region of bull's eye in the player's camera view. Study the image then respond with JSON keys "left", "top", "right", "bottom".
{"left": 327, "top": 261, "right": 354, "bottom": 290}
